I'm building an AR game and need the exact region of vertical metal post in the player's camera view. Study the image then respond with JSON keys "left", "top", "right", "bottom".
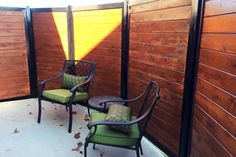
{"left": 121, "top": 0, "right": 129, "bottom": 99}
{"left": 67, "top": 5, "right": 75, "bottom": 60}
{"left": 179, "top": 0, "right": 205, "bottom": 156}
{"left": 24, "top": 6, "right": 38, "bottom": 97}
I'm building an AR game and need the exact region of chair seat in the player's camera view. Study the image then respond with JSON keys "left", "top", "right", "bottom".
{"left": 42, "top": 89, "right": 88, "bottom": 104}
{"left": 89, "top": 112, "right": 140, "bottom": 147}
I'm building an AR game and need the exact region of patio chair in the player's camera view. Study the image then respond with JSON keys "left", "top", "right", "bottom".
{"left": 84, "top": 81, "right": 160, "bottom": 157}
{"left": 37, "top": 60, "right": 96, "bottom": 133}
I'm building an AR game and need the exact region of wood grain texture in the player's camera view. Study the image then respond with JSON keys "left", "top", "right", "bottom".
{"left": 191, "top": 1, "right": 236, "bottom": 156}
{"left": 128, "top": 1, "right": 192, "bottom": 155}
{"left": 0, "top": 11, "right": 30, "bottom": 99}
{"left": 33, "top": 12, "right": 68, "bottom": 89}
{"left": 73, "top": 8, "right": 122, "bottom": 97}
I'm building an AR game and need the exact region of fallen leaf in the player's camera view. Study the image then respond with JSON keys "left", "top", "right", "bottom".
{"left": 26, "top": 104, "right": 30, "bottom": 107}
{"left": 72, "top": 141, "right": 83, "bottom": 152}
{"left": 29, "top": 112, "right": 32, "bottom": 115}
{"left": 79, "top": 126, "right": 83, "bottom": 129}
{"left": 100, "top": 152, "right": 104, "bottom": 157}
{"left": 72, "top": 147, "right": 80, "bottom": 152}
{"left": 5, "top": 148, "right": 11, "bottom": 152}
{"left": 54, "top": 118, "right": 57, "bottom": 120}
{"left": 42, "top": 107, "right": 45, "bottom": 110}
{"left": 72, "top": 111, "right": 77, "bottom": 115}
{"left": 84, "top": 114, "right": 90, "bottom": 121}
{"left": 59, "top": 124, "right": 64, "bottom": 127}
{"left": 13, "top": 128, "right": 19, "bottom": 134}
{"left": 77, "top": 142, "right": 83, "bottom": 148}
{"left": 54, "top": 108, "right": 57, "bottom": 110}
{"left": 74, "top": 132, "right": 81, "bottom": 139}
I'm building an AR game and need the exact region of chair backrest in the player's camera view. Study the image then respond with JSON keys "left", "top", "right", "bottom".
{"left": 136, "top": 81, "right": 160, "bottom": 136}
{"left": 62, "top": 60, "right": 96, "bottom": 92}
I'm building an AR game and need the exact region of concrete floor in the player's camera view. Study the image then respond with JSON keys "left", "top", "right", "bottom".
{"left": 0, "top": 98, "right": 167, "bottom": 157}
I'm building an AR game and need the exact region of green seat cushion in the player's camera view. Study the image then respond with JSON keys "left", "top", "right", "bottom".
{"left": 105, "top": 104, "right": 131, "bottom": 133}
{"left": 61, "top": 73, "right": 87, "bottom": 90}
{"left": 89, "top": 112, "right": 140, "bottom": 146}
{"left": 42, "top": 89, "right": 88, "bottom": 104}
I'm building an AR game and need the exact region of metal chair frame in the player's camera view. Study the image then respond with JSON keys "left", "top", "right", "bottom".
{"left": 84, "top": 81, "right": 160, "bottom": 157}
{"left": 37, "top": 60, "right": 96, "bottom": 133}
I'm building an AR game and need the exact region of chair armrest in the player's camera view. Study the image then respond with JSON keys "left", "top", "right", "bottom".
{"left": 70, "top": 76, "right": 93, "bottom": 93}
{"left": 98, "top": 90, "right": 146, "bottom": 107}
{"left": 38, "top": 72, "right": 63, "bottom": 96}
{"left": 40, "top": 71, "right": 63, "bottom": 86}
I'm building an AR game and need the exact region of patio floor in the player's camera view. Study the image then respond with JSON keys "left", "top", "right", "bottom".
{"left": 0, "top": 98, "right": 166, "bottom": 157}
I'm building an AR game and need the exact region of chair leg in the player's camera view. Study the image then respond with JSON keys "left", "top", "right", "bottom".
{"left": 37, "top": 97, "right": 42, "bottom": 123}
{"left": 136, "top": 145, "right": 140, "bottom": 157}
{"left": 87, "top": 106, "right": 91, "bottom": 117}
{"left": 84, "top": 140, "right": 89, "bottom": 157}
{"left": 140, "top": 143, "right": 143, "bottom": 155}
{"left": 93, "top": 143, "right": 96, "bottom": 149}
{"left": 65, "top": 106, "right": 68, "bottom": 112}
{"left": 68, "top": 104, "right": 73, "bottom": 133}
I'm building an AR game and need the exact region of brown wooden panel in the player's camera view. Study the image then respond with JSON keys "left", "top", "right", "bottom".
{"left": 194, "top": 105, "right": 236, "bottom": 156}
{"left": 33, "top": 12, "right": 68, "bottom": 89}
{"left": 192, "top": 3, "right": 236, "bottom": 151}
{"left": 202, "top": 13, "right": 236, "bottom": 33}
{"left": 130, "top": 20, "right": 189, "bottom": 33}
{"left": 130, "top": 42, "right": 187, "bottom": 58}
{"left": 191, "top": 117, "right": 231, "bottom": 157}
{"left": 0, "top": 11, "right": 30, "bottom": 99}
{"left": 204, "top": 0, "right": 236, "bottom": 17}
{"left": 130, "top": 33, "right": 189, "bottom": 47}
{"left": 129, "top": 1, "right": 191, "bottom": 155}
{"left": 130, "top": 5, "right": 191, "bottom": 23}
{"left": 199, "top": 48, "right": 236, "bottom": 75}
{"left": 201, "top": 33, "right": 236, "bottom": 55}
{"left": 196, "top": 78, "right": 236, "bottom": 117}
{"left": 130, "top": 50, "right": 185, "bottom": 72}
{"left": 198, "top": 63, "right": 236, "bottom": 96}
{"left": 73, "top": 8, "right": 122, "bottom": 97}
{"left": 131, "top": 0, "right": 191, "bottom": 13}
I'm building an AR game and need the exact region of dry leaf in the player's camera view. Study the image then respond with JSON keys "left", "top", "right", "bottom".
{"left": 59, "top": 124, "right": 64, "bottom": 127}
{"left": 72, "top": 147, "right": 80, "bottom": 152}
{"left": 77, "top": 142, "right": 83, "bottom": 148}
{"left": 29, "top": 112, "right": 32, "bottom": 115}
{"left": 72, "top": 111, "right": 77, "bottom": 115}
{"left": 74, "top": 132, "right": 81, "bottom": 139}
{"left": 13, "top": 128, "right": 19, "bottom": 134}
{"left": 84, "top": 114, "right": 90, "bottom": 121}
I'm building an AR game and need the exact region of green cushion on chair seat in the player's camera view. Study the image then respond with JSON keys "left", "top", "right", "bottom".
{"left": 42, "top": 89, "right": 88, "bottom": 104}
{"left": 89, "top": 112, "right": 140, "bottom": 147}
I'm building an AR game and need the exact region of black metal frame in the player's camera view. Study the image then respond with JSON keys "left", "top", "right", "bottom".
{"left": 179, "top": 0, "right": 205, "bottom": 157}
{"left": 31, "top": 7, "right": 67, "bottom": 12}
{"left": 72, "top": 2, "right": 123, "bottom": 12}
{"left": 84, "top": 81, "right": 160, "bottom": 157}
{"left": 38, "top": 60, "right": 96, "bottom": 133}
{"left": 121, "top": 0, "right": 129, "bottom": 99}
{"left": 24, "top": 6, "right": 38, "bottom": 97}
